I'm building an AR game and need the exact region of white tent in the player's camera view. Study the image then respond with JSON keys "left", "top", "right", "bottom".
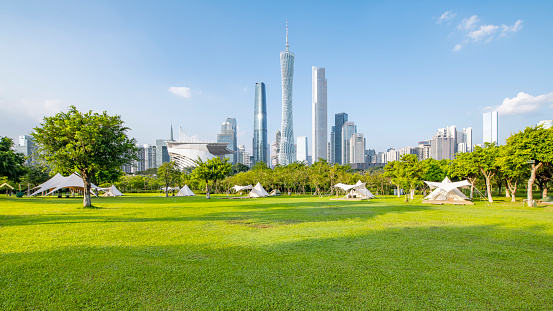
{"left": 249, "top": 182, "right": 269, "bottom": 198}
{"left": 232, "top": 185, "right": 253, "bottom": 192}
{"left": 334, "top": 180, "right": 375, "bottom": 199}
{"left": 42, "top": 173, "right": 99, "bottom": 196}
{"left": 423, "top": 177, "right": 473, "bottom": 205}
{"left": 101, "top": 185, "right": 123, "bottom": 197}
{"left": 176, "top": 185, "right": 195, "bottom": 196}
{"left": 30, "top": 173, "right": 66, "bottom": 196}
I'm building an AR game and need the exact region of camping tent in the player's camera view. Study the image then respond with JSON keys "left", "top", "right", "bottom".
{"left": 43, "top": 173, "right": 99, "bottom": 196}
{"left": 334, "top": 180, "right": 375, "bottom": 199}
{"left": 249, "top": 182, "right": 269, "bottom": 198}
{"left": 232, "top": 185, "right": 253, "bottom": 192}
{"left": 423, "top": 177, "right": 473, "bottom": 205}
{"left": 101, "top": 185, "right": 123, "bottom": 197}
{"left": 176, "top": 185, "right": 195, "bottom": 196}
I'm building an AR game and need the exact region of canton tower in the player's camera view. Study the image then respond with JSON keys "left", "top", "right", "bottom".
{"left": 278, "top": 20, "right": 295, "bottom": 165}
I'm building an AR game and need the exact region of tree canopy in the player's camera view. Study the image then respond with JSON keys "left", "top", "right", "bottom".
{"left": 0, "top": 137, "right": 27, "bottom": 182}
{"left": 32, "top": 106, "right": 137, "bottom": 207}
{"left": 192, "top": 156, "right": 232, "bottom": 199}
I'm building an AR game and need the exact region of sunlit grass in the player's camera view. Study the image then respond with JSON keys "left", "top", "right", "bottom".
{"left": 1, "top": 194, "right": 552, "bottom": 310}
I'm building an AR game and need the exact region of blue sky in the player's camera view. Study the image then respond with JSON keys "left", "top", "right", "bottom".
{"left": 1, "top": 0, "right": 552, "bottom": 153}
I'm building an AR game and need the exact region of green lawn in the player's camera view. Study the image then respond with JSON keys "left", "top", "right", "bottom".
{"left": 1, "top": 194, "right": 552, "bottom": 310}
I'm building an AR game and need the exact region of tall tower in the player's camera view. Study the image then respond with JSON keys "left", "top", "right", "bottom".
{"left": 217, "top": 118, "right": 237, "bottom": 164}
{"left": 253, "top": 82, "right": 268, "bottom": 164}
{"left": 278, "top": 20, "right": 296, "bottom": 165}
{"left": 483, "top": 111, "right": 498, "bottom": 145}
{"left": 333, "top": 113, "right": 348, "bottom": 164}
{"left": 312, "top": 66, "right": 327, "bottom": 162}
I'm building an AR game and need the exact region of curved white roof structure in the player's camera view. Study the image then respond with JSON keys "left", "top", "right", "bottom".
{"left": 334, "top": 180, "right": 374, "bottom": 200}
{"left": 423, "top": 177, "right": 473, "bottom": 205}
{"left": 166, "top": 142, "right": 235, "bottom": 169}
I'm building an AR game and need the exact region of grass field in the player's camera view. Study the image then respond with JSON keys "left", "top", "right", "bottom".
{"left": 1, "top": 194, "right": 552, "bottom": 310}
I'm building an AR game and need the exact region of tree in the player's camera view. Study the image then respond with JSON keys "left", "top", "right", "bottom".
{"left": 496, "top": 144, "right": 527, "bottom": 202}
{"left": 450, "top": 152, "right": 480, "bottom": 199}
{"left": 0, "top": 137, "right": 26, "bottom": 182}
{"left": 384, "top": 154, "right": 424, "bottom": 202}
{"left": 192, "top": 157, "right": 232, "bottom": 199}
{"left": 507, "top": 125, "right": 553, "bottom": 206}
{"left": 470, "top": 143, "right": 500, "bottom": 203}
{"left": 32, "top": 106, "right": 137, "bottom": 207}
{"left": 157, "top": 161, "right": 181, "bottom": 197}
{"left": 309, "top": 159, "right": 330, "bottom": 195}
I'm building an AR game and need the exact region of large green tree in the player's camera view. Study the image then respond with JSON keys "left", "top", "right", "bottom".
{"left": 450, "top": 152, "right": 480, "bottom": 199}
{"left": 506, "top": 125, "right": 553, "bottom": 206}
{"left": 157, "top": 161, "right": 181, "bottom": 197}
{"left": 0, "top": 137, "right": 27, "bottom": 182}
{"left": 32, "top": 106, "right": 137, "bottom": 207}
{"left": 496, "top": 144, "right": 527, "bottom": 202}
{"left": 192, "top": 157, "right": 232, "bottom": 199}
{"left": 384, "top": 154, "right": 424, "bottom": 202}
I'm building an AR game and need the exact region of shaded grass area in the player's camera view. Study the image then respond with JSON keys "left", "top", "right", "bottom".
{"left": 1, "top": 194, "right": 553, "bottom": 310}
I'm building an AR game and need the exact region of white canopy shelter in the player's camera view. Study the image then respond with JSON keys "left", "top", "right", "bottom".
{"left": 334, "top": 180, "right": 374, "bottom": 200}
{"left": 30, "top": 173, "right": 66, "bottom": 196}
{"left": 423, "top": 177, "right": 473, "bottom": 205}
{"left": 232, "top": 185, "right": 253, "bottom": 192}
{"left": 177, "top": 185, "right": 195, "bottom": 196}
{"left": 38, "top": 173, "right": 99, "bottom": 196}
{"left": 249, "top": 182, "right": 269, "bottom": 198}
{"left": 101, "top": 185, "right": 123, "bottom": 197}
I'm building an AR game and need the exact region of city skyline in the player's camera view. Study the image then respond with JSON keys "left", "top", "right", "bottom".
{"left": 1, "top": 1, "right": 552, "bottom": 154}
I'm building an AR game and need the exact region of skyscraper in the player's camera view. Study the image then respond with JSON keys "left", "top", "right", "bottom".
{"left": 278, "top": 20, "right": 295, "bottom": 165}
{"left": 312, "top": 66, "right": 327, "bottom": 161}
{"left": 332, "top": 113, "right": 348, "bottom": 164}
{"left": 483, "top": 111, "right": 498, "bottom": 145}
{"left": 341, "top": 121, "right": 357, "bottom": 164}
{"left": 253, "top": 82, "right": 268, "bottom": 165}
{"left": 217, "top": 118, "right": 237, "bottom": 164}
{"left": 430, "top": 126, "right": 457, "bottom": 160}
{"left": 296, "top": 136, "right": 308, "bottom": 164}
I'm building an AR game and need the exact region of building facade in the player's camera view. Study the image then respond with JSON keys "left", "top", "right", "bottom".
{"left": 349, "top": 133, "right": 365, "bottom": 165}
{"left": 155, "top": 139, "right": 170, "bottom": 168}
{"left": 253, "top": 82, "right": 268, "bottom": 165}
{"left": 430, "top": 126, "right": 457, "bottom": 160}
{"left": 296, "top": 136, "right": 308, "bottom": 164}
{"left": 217, "top": 118, "right": 237, "bottom": 164}
{"left": 312, "top": 66, "right": 327, "bottom": 161}
{"left": 341, "top": 121, "right": 356, "bottom": 164}
{"left": 278, "top": 21, "right": 296, "bottom": 165}
{"left": 14, "top": 135, "right": 37, "bottom": 165}
{"left": 483, "top": 111, "right": 498, "bottom": 145}
{"left": 333, "top": 113, "right": 348, "bottom": 164}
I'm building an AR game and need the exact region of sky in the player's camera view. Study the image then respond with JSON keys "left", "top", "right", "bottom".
{"left": 1, "top": 0, "right": 552, "bottom": 154}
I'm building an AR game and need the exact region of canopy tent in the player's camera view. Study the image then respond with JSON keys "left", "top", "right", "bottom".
{"left": 176, "top": 185, "right": 195, "bottom": 197}
{"left": 422, "top": 177, "right": 473, "bottom": 205}
{"left": 43, "top": 173, "right": 99, "bottom": 196}
{"left": 30, "top": 173, "right": 98, "bottom": 196}
{"left": 0, "top": 183, "right": 14, "bottom": 190}
{"left": 162, "top": 186, "right": 181, "bottom": 191}
{"left": 101, "top": 185, "right": 123, "bottom": 197}
{"left": 269, "top": 189, "right": 281, "bottom": 196}
{"left": 249, "top": 182, "right": 269, "bottom": 198}
{"left": 232, "top": 185, "right": 253, "bottom": 192}
{"left": 334, "top": 180, "right": 375, "bottom": 200}
{"left": 30, "top": 173, "right": 65, "bottom": 196}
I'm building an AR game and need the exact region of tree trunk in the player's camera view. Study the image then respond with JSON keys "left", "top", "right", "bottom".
{"left": 507, "top": 179, "right": 517, "bottom": 203}
{"left": 82, "top": 175, "right": 92, "bottom": 207}
{"left": 470, "top": 183, "right": 474, "bottom": 200}
{"left": 410, "top": 188, "right": 415, "bottom": 200}
{"left": 505, "top": 187, "right": 510, "bottom": 198}
{"left": 396, "top": 185, "right": 400, "bottom": 197}
{"left": 485, "top": 175, "right": 493, "bottom": 203}
{"left": 543, "top": 187, "right": 548, "bottom": 198}
{"left": 205, "top": 183, "right": 211, "bottom": 199}
{"left": 527, "top": 163, "right": 542, "bottom": 206}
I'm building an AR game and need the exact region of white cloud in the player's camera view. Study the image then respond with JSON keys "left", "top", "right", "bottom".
{"left": 452, "top": 44, "right": 462, "bottom": 52}
{"left": 467, "top": 24, "right": 499, "bottom": 42}
{"left": 169, "top": 86, "right": 191, "bottom": 98}
{"left": 437, "top": 11, "right": 456, "bottom": 24}
{"left": 484, "top": 92, "right": 553, "bottom": 116}
{"left": 500, "top": 20, "right": 523, "bottom": 36}
{"left": 457, "top": 15, "right": 479, "bottom": 30}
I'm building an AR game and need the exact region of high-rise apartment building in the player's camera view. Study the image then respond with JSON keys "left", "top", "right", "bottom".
{"left": 416, "top": 140, "right": 431, "bottom": 161}
{"left": 349, "top": 133, "right": 365, "bottom": 164}
{"left": 483, "top": 111, "right": 498, "bottom": 145}
{"left": 155, "top": 139, "right": 170, "bottom": 168}
{"left": 312, "top": 66, "right": 327, "bottom": 161}
{"left": 217, "top": 118, "right": 237, "bottom": 164}
{"left": 430, "top": 126, "right": 457, "bottom": 160}
{"left": 238, "top": 145, "right": 252, "bottom": 167}
{"left": 332, "top": 113, "right": 348, "bottom": 164}
{"left": 14, "top": 135, "right": 37, "bottom": 165}
{"left": 278, "top": 21, "right": 296, "bottom": 165}
{"left": 456, "top": 127, "right": 473, "bottom": 153}
{"left": 253, "top": 82, "right": 268, "bottom": 165}
{"left": 341, "top": 121, "right": 356, "bottom": 164}
{"left": 296, "top": 136, "right": 308, "bottom": 164}
{"left": 271, "top": 130, "right": 281, "bottom": 168}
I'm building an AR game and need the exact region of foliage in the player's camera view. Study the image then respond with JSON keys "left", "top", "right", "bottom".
{"left": 192, "top": 157, "right": 232, "bottom": 198}
{"left": 32, "top": 106, "right": 138, "bottom": 206}
{"left": 470, "top": 143, "right": 500, "bottom": 203}
{"left": 232, "top": 163, "right": 250, "bottom": 175}
{"left": 20, "top": 165, "right": 50, "bottom": 188}
{"left": 384, "top": 154, "right": 424, "bottom": 201}
{"left": 157, "top": 161, "right": 181, "bottom": 197}
{"left": 450, "top": 152, "right": 480, "bottom": 199}
{"left": 0, "top": 136, "right": 27, "bottom": 182}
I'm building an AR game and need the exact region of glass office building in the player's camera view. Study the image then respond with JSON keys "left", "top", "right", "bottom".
{"left": 253, "top": 82, "right": 268, "bottom": 164}
{"left": 312, "top": 66, "right": 327, "bottom": 162}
